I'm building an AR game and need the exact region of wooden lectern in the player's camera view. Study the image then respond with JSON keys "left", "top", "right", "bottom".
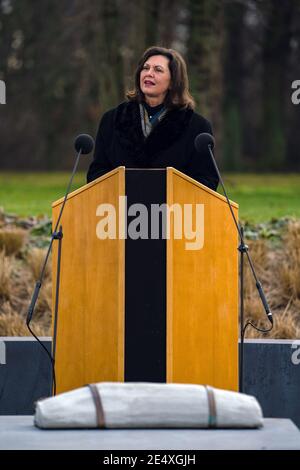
{"left": 52, "top": 167, "right": 238, "bottom": 394}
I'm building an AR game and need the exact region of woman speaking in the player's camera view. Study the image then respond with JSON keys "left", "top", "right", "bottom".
{"left": 87, "top": 46, "right": 218, "bottom": 191}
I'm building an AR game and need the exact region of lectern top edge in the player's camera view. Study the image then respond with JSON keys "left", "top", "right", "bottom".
{"left": 51, "top": 166, "right": 125, "bottom": 208}
{"left": 167, "top": 167, "right": 238, "bottom": 209}
{"left": 51, "top": 165, "right": 238, "bottom": 210}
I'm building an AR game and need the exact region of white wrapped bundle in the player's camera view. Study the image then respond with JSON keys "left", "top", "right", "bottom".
{"left": 34, "top": 382, "right": 263, "bottom": 429}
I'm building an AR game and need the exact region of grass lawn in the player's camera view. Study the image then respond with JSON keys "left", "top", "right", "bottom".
{"left": 0, "top": 172, "right": 86, "bottom": 218}
{"left": 223, "top": 173, "right": 300, "bottom": 222}
{"left": 0, "top": 172, "right": 299, "bottom": 223}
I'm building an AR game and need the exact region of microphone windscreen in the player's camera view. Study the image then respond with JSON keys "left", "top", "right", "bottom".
{"left": 74, "top": 134, "right": 94, "bottom": 154}
{"left": 194, "top": 133, "right": 215, "bottom": 153}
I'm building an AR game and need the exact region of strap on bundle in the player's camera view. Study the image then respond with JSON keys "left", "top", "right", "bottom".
{"left": 88, "top": 383, "right": 105, "bottom": 428}
{"left": 205, "top": 385, "right": 217, "bottom": 428}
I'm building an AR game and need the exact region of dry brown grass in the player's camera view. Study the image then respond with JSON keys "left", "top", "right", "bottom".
{"left": 27, "top": 248, "right": 51, "bottom": 281}
{"left": 293, "top": 297, "right": 300, "bottom": 311}
{"left": 0, "top": 251, "right": 14, "bottom": 300}
{"left": 244, "top": 221, "right": 300, "bottom": 339}
{"left": 0, "top": 213, "right": 300, "bottom": 339}
{"left": 0, "top": 302, "right": 49, "bottom": 336}
{"left": 0, "top": 247, "right": 51, "bottom": 336}
{"left": 243, "top": 296, "right": 266, "bottom": 325}
{"left": 246, "top": 307, "right": 300, "bottom": 339}
{"left": 0, "top": 229, "right": 27, "bottom": 256}
{"left": 275, "top": 221, "right": 300, "bottom": 301}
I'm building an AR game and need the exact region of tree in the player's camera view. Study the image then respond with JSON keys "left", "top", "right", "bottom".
{"left": 222, "top": 0, "right": 246, "bottom": 170}
{"left": 186, "top": 0, "right": 224, "bottom": 162}
{"left": 260, "top": 0, "right": 293, "bottom": 170}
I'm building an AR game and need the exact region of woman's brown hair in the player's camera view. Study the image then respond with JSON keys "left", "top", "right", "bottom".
{"left": 126, "top": 46, "right": 195, "bottom": 110}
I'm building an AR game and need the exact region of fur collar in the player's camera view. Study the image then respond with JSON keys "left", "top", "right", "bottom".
{"left": 114, "top": 101, "right": 194, "bottom": 166}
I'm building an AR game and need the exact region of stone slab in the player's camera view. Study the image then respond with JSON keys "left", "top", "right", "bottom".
{"left": 0, "top": 416, "right": 299, "bottom": 450}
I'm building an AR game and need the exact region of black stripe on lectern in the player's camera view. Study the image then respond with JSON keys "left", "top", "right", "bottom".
{"left": 125, "top": 169, "right": 166, "bottom": 382}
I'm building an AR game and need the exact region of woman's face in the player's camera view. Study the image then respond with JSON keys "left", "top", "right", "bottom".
{"left": 140, "top": 55, "right": 171, "bottom": 104}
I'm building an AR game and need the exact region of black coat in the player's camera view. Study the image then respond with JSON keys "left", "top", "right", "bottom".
{"left": 87, "top": 101, "right": 219, "bottom": 191}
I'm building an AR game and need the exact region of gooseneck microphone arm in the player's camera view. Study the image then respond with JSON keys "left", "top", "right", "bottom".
{"left": 195, "top": 133, "right": 273, "bottom": 326}
{"left": 26, "top": 149, "right": 82, "bottom": 326}
{"left": 26, "top": 134, "right": 94, "bottom": 396}
{"left": 194, "top": 133, "right": 273, "bottom": 392}
{"left": 209, "top": 152, "right": 273, "bottom": 325}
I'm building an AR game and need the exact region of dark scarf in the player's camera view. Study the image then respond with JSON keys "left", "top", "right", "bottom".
{"left": 114, "top": 100, "right": 194, "bottom": 166}
{"left": 143, "top": 101, "right": 165, "bottom": 119}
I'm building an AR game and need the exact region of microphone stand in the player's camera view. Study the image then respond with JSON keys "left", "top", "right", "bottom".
{"left": 26, "top": 149, "right": 83, "bottom": 396}
{"left": 238, "top": 226, "right": 247, "bottom": 393}
{"left": 206, "top": 143, "right": 273, "bottom": 393}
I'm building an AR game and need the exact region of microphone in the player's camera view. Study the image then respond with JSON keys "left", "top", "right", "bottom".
{"left": 74, "top": 134, "right": 94, "bottom": 154}
{"left": 194, "top": 132, "right": 273, "bottom": 326}
{"left": 194, "top": 132, "right": 215, "bottom": 153}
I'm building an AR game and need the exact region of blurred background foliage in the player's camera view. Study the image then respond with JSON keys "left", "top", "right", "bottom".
{"left": 0, "top": 0, "right": 300, "bottom": 172}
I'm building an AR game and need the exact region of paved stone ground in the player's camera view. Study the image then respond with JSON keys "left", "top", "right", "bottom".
{"left": 0, "top": 417, "right": 299, "bottom": 450}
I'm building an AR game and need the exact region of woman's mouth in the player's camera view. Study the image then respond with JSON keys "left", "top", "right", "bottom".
{"left": 144, "top": 80, "right": 155, "bottom": 86}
